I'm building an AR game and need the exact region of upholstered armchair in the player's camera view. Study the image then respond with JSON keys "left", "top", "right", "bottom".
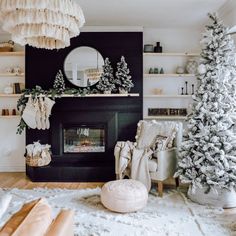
{"left": 114, "top": 120, "right": 183, "bottom": 197}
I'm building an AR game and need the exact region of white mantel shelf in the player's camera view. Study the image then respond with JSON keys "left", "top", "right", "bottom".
{"left": 24, "top": 93, "right": 140, "bottom": 98}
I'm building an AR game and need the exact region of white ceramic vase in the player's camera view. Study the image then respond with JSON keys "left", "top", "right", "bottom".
{"left": 119, "top": 88, "right": 128, "bottom": 94}
{"left": 186, "top": 59, "right": 198, "bottom": 74}
{"left": 188, "top": 185, "right": 236, "bottom": 208}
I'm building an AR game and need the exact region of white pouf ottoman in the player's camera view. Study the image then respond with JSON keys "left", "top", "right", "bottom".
{"left": 101, "top": 179, "right": 148, "bottom": 213}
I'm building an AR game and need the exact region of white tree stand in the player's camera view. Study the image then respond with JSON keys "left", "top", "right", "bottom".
{"left": 188, "top": 185, "right": 236, "bottom": 208}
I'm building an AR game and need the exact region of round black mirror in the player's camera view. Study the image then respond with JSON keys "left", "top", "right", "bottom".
{"left": 64, "top": 46, "right": 104, "bottom": 87}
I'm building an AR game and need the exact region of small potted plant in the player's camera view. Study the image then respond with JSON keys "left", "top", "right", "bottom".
{"left": 115, "top": 56, "right": 134, "bottom": 94}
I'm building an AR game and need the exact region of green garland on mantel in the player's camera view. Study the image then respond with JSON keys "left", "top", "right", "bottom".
{"left": 17, "top": 85, "right": 99, "bottom": 134}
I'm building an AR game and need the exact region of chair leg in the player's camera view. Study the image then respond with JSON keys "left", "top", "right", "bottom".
{"left": 157, "top": 181, "right": 163, "bottom": 197}
{"left": 175, "top": 177, "right": 179, "bottom": 189}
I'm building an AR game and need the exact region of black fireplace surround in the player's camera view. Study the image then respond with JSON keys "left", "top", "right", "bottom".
{"left": 26, "top": 32, "right": 143, "bottom": 182}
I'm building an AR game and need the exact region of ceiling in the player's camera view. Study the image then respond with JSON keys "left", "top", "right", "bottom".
{"left": 0, "top": 0, "right": 229, "bottom": 34}
{"left": 77, "top": 0, "right": 227, "bottom": 28}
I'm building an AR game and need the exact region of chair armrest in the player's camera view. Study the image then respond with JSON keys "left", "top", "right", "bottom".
{"left": 45, "top": 210, "right": 74, "bottom": 236}
{"left": 150, "top": 148, "right": 177, "bottom": 181}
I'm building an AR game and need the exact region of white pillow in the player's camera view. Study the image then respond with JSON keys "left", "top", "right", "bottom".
{"left": 135, "top": 120, "right": 178, "bottom": 150}
{"left": 135, "top": 120, "right": 161, "bottom": 149}
{"left": 0, "top": 192, "right": 12, "bottom": 220}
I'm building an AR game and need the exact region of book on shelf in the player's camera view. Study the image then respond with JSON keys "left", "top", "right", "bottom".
{"left": 148, "top": 108, "right": 187, "bottom": 116}
{"left": 13, "top": 82, "right": 25, "bottom": 94}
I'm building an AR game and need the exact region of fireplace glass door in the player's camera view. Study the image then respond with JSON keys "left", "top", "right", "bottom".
{"left": 63, "top": 126, "right": 105, "bottom": 153}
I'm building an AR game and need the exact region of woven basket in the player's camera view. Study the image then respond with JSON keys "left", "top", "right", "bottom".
{"left": 26, "top": 151, "right": 51, "bottom": 167}
{"left": 0, "top": 41, "right": 14, "bottom": 52}
{"left": 0, "top": 46, "right": 13, "bottom": 52}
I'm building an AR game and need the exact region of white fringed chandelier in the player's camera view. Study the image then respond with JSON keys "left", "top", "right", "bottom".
{"left": 0, "top": 0, "right": 85, "bottom": 50}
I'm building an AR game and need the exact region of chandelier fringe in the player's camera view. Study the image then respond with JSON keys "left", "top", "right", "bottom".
{"left": 0, "top": 0, "right": 85, "bottom": 49}
{"left": 1, "top": 9, "right": 81, "bottom": 37}
{"left": 0, "top": 0, "right": 85, "bottom": 26}
{"left": 12, "top": 23, "right": 71, "bottom": 46}
{"left": 25, "top": 37, "right": 68, "bottom": 50}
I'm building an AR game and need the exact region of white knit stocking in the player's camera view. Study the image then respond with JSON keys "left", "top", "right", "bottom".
{"left": 44, "top": 97, "right": 55, "bottom": 129}
{"left": 22, "top": 97, "right": 37, "bottom": 129}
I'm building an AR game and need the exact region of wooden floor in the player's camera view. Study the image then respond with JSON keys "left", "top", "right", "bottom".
{"left": 0, "top": 172, "right": 104, "bottom": 189}
{"left": 0, "top": 172, "right": 177, "bottom": 189}
{"left": 0, "top": 173, "right": 235, "bottom": 215}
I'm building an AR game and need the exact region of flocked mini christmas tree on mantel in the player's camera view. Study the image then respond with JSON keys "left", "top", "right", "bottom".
{"left": 96, "top": 58, "right": 115, "bottom": 94}
{"left": 53, "top": 70, "right": 65, "bottom": 94}
{"left": 115, "top": 56, "right": 134, "bottom": 93}
{"left": 175, "top": 13, "right": 236, "bottom": 207}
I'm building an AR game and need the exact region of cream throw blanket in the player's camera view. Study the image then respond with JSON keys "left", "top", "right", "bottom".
{"left": 114, "top": 142, "right": 153, "bottom": 191}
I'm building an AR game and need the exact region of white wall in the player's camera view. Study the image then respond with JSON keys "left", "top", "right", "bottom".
{"left": 219, "top": 0, "right": 236, "bottom": 42}
{"left": 144, "top": 28, "right": 201, "bottom": 52}
{"left": 0, "top": 33, "right": 25, "bottom": 172}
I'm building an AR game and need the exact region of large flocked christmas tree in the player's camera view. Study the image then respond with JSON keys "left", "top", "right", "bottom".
{"left": 96, "top": 58, "right": 115, "bottom": 93}
{"left": 175, "top": 13, "right": 236, "bottom": 193}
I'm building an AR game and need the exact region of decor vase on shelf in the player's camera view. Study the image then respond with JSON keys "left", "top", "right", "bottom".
{"left": 4, "top": 84, "right": 13, "bottom": 94}
{"left": 176, "top": 66, "right": 185, "bottom": 74}
{"left": 186, "top": 58, "right": 198, "bottom": 74}
{"left": 144, "top": 44, "right": 154, "bottom": 52}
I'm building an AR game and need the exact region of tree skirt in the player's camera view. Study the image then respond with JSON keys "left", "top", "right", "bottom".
{"left": 0, "top": 188, "right": 235, "bottom": 236}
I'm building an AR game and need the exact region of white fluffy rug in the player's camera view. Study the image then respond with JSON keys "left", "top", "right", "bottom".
{"left": 0, "top": 188, "right": 235, "bottom": 236}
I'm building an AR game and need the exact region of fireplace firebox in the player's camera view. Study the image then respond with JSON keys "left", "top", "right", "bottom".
{"left": 63, "top": 125, "right": 105, "bottom": 153}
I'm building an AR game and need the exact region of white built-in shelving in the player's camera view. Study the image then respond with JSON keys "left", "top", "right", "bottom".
{"left": 0, "top": 49, "right": 25, "bottom": 172}
{"left": 143, "top": 51, "right": 198, "bottom": 120}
